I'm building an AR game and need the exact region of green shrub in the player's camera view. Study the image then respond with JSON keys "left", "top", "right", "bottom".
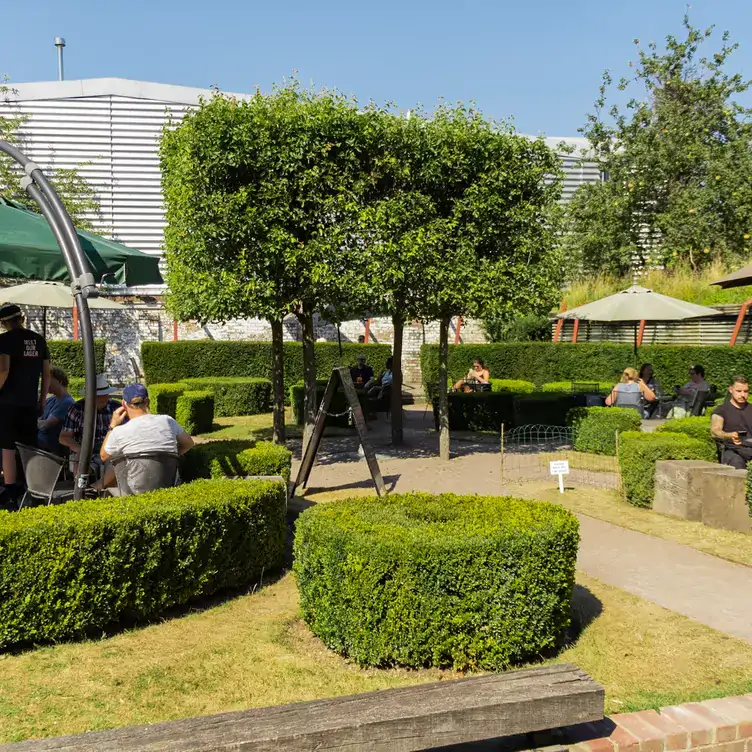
{"left": 541, "top": 381, "right": 614, "bottom": 394}
{"left": 180, "top": 440, "right": 292, "bottom": 482}
{"left": 142, "top": 341, "right": 392, "bottom": 397}
{"left": 489, "top": 379, "right": 535, "bottom": 393}
{"left": 176, "top": 391, "right": 214, "bottom": 435}
{"left": 149, "top": 382, "right": 188, "bottom": 418}
{"left": 655, "top": 415, "right": 715, "bottom": 454}
{"left": 746, "top": 464, "right": 752, "bottom": 518}
{"left": 48, "top": 340, "right": 106, "bottom": 378}
{"left": 619, "top": 431, "right": 716, "bottom": 508}
{"left": 182, "top": 377, "right": 272, "bottom": 417}
{"left": 437, "top": 392, "right": 514, "bottom": 431}
{"left": 513, "top": 393, "right": 574, "bottom": 427}
{"left": 420, "top": 342, "right": 752, "bottom": 396}
{"left": 294, "top": 493, "right": 579, "bottom": 670}
{"left": 68, "top": 377, "right": 84, "bottom": 397}
{"left": 289, "top": 380, "right": 373, "bottom": 427}
{"left": 0, "top": 479, "right": 286, "bottom": 648}
{"left": 567, "top": 407, "right": 642, "bottom": 455}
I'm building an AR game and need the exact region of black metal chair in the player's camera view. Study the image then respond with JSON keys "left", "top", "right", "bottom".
{"left": 689, "top": 389, "right": 710, "bottom": 417}
{"left": 111, "top": 452, "right": 180, "bottom": 496}
{"left": 15, "top": 443, "right": 75, "bottom": 510}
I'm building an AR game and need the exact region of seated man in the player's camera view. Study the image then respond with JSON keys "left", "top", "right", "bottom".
{"left": 678, "top": 364, "right": 709, "bottom": 399}
{"left": 367, "top": 357, "right": 393, "bottom": 397}
{"left": 99, "top": 383, "right": 194, "bottom": 490}
{"left": 711, "top": 375, "right": 752, "bottom": 469}
{"left": 350, "top": 354, "right": 374, "bottom": 389}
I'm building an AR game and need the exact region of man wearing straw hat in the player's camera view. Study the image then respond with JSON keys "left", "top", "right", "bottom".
{"left": 0, "top": 303, "right": 50, "bottom": 506}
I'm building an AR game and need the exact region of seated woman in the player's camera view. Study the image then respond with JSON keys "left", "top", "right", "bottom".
{"left": 367, "top": 357, "right": 393, "bottom": 397}
{"left": 638, "top": 362, "right": 661, "bottom": 418}
{"left": 452, "top": 358, "right": 490, "bottom": 393}
{"left": 605, "top": 367, "right": 656, "bottom": 413}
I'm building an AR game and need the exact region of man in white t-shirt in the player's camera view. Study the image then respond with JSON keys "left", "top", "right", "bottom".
{"left": 99, "top": 383, "right": 194, "bottom": 489}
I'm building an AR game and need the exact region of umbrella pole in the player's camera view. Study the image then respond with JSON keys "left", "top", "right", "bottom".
{"left": 633, "top": 323, "right": 637, "bottom": 358}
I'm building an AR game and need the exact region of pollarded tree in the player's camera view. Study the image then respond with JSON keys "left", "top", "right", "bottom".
{"left": 160, "top": 83, "right": 379, "bottom": 447}
{"left": 564, "top": 16, "right": 752, "bottom": 277}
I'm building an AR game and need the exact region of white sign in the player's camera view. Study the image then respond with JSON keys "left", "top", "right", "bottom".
{"left": 549, "top": 460, "right": 570, "bottom": 476}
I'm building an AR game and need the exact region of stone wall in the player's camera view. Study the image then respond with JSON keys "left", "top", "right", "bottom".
{"left": 28, "top": 299, "right": 489, "bottom": 386}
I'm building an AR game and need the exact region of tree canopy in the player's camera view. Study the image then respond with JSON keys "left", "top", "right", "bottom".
{"left": 564, "top": 17, "right": 752, "bottom": 277}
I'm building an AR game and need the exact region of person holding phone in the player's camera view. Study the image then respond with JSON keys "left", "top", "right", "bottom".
{"left": 711, "top": 375, "right": 752, "bottom": 469}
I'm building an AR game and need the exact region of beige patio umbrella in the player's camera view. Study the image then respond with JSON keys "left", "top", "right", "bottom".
{"left": 556, "top": 285, "right": 721, "bottom": 353}
{"left": 0, "top": 280, "right": 125, "bottom": 338}
{"left": 711, "top": 263, "right": 752, "bottom": 290}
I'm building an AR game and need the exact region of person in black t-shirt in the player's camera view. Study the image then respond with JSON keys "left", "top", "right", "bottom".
{"left": 350, "top": 354, "right": 374, "bottom": 389}
{"left": 0, "top": 304, "right": 50, "bottom": 496}
{"left": 711, "top": 374, "right": 752, "bottom": 469}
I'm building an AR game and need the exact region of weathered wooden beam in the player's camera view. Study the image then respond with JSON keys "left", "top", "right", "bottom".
{"left": 2, "top": 663, "right": 604, "bottom": 751}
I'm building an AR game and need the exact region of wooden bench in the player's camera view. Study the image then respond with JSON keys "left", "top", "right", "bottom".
{"left": 2, "top": 663, "right": 604, "bottom": 751}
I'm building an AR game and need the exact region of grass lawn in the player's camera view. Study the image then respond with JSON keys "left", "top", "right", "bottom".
{"left": 1, "top": 571, "right": 751, "bottom": 743}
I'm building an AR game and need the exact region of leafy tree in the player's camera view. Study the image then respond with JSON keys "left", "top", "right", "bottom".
{"left": 0, "top": 79, "right": 102, "bottom": 230}
{"left": 483, "top": 311, "right": 552, "bottom": 342}
{"left": 564, "top": 17, "right": 752, "bottom": 277}
{"left": 160, "top": 84, "right": 378, "bottom": 446}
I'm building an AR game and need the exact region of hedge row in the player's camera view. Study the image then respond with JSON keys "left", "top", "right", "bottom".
{"left": 48, "top": 340, "right": 106, "bottom": 378}
{"left": 180, "top": 440, "right": 292, "bottom": 483}
{"left": 176, "top": 391, "right": 214, "bottom": 435}
{"left": 289, "top": 381, "right": 375, "bottom": 427}
{"left": 619, "top": 432, "right": 716, "bottom": 508}
{"left": 568, "top": 407, "right": 642, "bottom": 455}
{"left": 421, "top": 342, "right": 752, "bottom": 394}
{"left": 0, "top": 479, "right": 287, "bottom": 648}
{"left": 541, "top": 381, "right": 614, "bottom": 394}
{"left": 294, "top": 493, "right": 579, "bottom": 670}
{"left": 655, "top": 415, "right": 715, "bottom": 454}
{"left": 142, "top": 341, "right": 392, "bottom": 396}
{"left": 489, "top": 379, "right": 536, "bottom": 394}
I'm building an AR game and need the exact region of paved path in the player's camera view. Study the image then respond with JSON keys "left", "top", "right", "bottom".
{"left": 292, "top": 406, "right": 752, "bottom": 644}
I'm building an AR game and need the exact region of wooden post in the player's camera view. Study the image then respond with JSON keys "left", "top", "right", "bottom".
{"left": 173, "top": 320, "right": 179, "bottom": 342}
{"left": 454, "top": 316, "right": 463, "bottom": 344}
{"left": 364, "top": 317, "right": 371, "bottom": 344}
{"left": 730, "top": 298, "right": 752, "bottom": 346}
{"left": 72, "top": 305, "right": 79, "bottom": 341}
{"left": 553, "top": 318, "right": 565, "bottom": 342}
{"left": 636, "top": 319, "right": 646, "bottom": 346}
{"left": 571, "top": 319, "right": 579, "bottom": 343}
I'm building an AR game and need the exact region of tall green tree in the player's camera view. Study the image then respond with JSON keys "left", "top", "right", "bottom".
{"left": 564, "top": 17, "right": 752, "bottom": 277}
{"left": 1, "top": 80, "right": 102, "bottom": 230}
{"left": 160, "top": 83, "right": 378, "bottom": 447}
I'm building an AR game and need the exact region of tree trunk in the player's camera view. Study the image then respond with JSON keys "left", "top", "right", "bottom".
{"left": 299, "top": 310, "right": 317, "bottom": 455}
{"left": 438, "top": 315, "right": 450, "bottom": 460}
{"left": 390, "top": 313, "right": 404, "bottom": 445}
{"left": 270, "top": 318, "right": 286, "bottom": 445}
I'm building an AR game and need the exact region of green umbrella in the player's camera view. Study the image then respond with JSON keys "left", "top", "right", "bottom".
{"left": 0, "top": 197, "right": 163, "bottom": 286}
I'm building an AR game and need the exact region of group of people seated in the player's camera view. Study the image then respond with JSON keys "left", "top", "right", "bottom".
{"left": 606, "top": 363, "right": 710, "bottom": 418}
{"left": 351, "top": 354, "right": 393, "bottom": 400}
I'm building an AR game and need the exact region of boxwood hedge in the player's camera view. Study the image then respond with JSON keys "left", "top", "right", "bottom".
{"left": 567, "top": 407, "right": 642, "bottom": 455}
{"left": 294, "top": 493, "right": 579, "bottom": 670}
{"left": 290, "top": 381, "right": 372, "bottom": 427}
{"left": 149, "top": 383, "right": 187, "bottom": 418}
{"left": 180, "top": 440, "right": 292, "bottom": 482}
{"left": 182, "top": 377, "right": 272, "bottom": 417}
{"left": 655, "top": 415, "right": 715, "bottom": 454}
{"left": 619, "top": 431, "right": 717, "bottom": 508}
{"left": 489, "top": 379, "right": 535, "bottom": 393}
{"left": 0, "top": 478, "right": 287, "bottom": 649}
{"left": 176, "top": 390, "right": 214, "bottom": 435}
{"left": 542, "top": 381, "right": 614, "bottom": 394}
{"left": 49, "top": 340, "right": 106, "bottom": 378}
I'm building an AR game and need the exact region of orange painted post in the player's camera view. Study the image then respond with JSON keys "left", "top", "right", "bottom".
{"left": 454, "top": 316, "right": 463, "bottom": 344}
{"left": 553, "top": 300, "right": 567, "bottom": 343}
{"left": 730, "top": 299, "right": 752, "bottom": 346}
{"left": 72, "top": 305, "right": 79, "bottom": 341}
{"left": 637, "top": 319, "right": 646, "bottom": 346}
{"left": 364, "top": 317, "right": 371, "bottom": 343}
{"left": 571, "top": 319, "right": 580, "bottom": 343}
{"left": 173, "top": 320, "right": 179, "bottom": 342}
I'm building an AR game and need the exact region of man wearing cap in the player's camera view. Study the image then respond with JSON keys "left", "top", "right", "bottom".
{"left": 0, "top": 303, "right": 50, "bottom": 502}
{"left": 350, "top": 354, "right": 374, "bottom": 389}
{"left": 60, "top": 373, "right": 122, "bottom": 474}
{"left": 98, "top": 384, "right": 193, "bottom": 489}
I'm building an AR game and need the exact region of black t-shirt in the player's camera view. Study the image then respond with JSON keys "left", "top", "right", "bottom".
{"left": 712, "top": 401, "right": 752, "bottom": 447}
{"left": 0, "top": 327, "right": 50, "bottom": 407}
{"left": 350, "top": 364, "right": 374, "bottom": 386}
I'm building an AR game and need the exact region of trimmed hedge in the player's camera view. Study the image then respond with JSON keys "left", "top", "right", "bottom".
{"left": 182, "top": 377, "right": 272, "bottom": 417}
{"left": 619, "top": 431, "right": 717, "bottom": 508}
{"left": 149, "top": 383, "right": 187, "bottom": 418}
{"left": 180, "top": 440, "right": 292, "bottom": 483}
{"left": 655, "top": 416, "right": 715, "bottom": 454}
{"left": 542, "top": 381, "right": 614, "bottom": 394}
{"left": 420, "top": 342, "right": 752, "bottom": 396}
{"left": 568, "top": 407, "right": 642, "bottom": 455}
{"left": 290, "top": 381, "right": 373, "bottom": 427}
{"left": 489, "top": 379, "right": 535, "bottom": 393}
{"left": 294, "top": 493, "right": 579, "bottom": 670}
{"left": 512, "top": 394, "right": 576, "bottom": 427}
{"left": 48, "top": 340, "right": 106, "bottom": 378}
{"left": 746, "top": 464, "right": 752, "bottom": 518}
{"left": 0, "top": 478, "right": 287, "bottom": 648}
{"left": 176, "top": 391, "right": 214, "bottom": 435}
{"left": 142, "top": 341, "right": 392, "bottom": 396}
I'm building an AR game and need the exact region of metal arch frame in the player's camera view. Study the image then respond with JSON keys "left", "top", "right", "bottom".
{"left": 0, "top": 140, "right": 99, "bottom": 499}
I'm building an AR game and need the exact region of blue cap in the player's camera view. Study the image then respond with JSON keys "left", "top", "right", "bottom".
{"left": 122, "top": 383, "right": 149, "bottom": 405}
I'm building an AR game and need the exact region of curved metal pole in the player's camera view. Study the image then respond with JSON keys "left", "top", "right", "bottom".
{"left": 0, "top": 140, "right": 98, "bottom": 499}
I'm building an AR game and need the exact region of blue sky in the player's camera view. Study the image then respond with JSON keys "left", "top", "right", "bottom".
{"left": 1, "top": 0, "right": 750, "bottom": 136}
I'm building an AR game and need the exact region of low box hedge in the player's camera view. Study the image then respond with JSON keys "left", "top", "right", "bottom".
{"left": 294, "top": 492, "right": 579, "bottom": 670}
{"left": 180, "top": 440, "right": 292, "bottom": 483}
{"left": 618, "top": 431, "right": 717, "bottom": 508}
{"left": 655, "top": 415, "right": 715, "bottom": 454}
{"left": 542, "top": 381, "right": 614, "bottom": 394}
{"left": 568, "top": 407, "right": 642, "bottom": 455}
{"left": 489, "top": 379, "right": 535, "bottom": 394}
{"left": 176, "top": 391, "right": 214, "bottom": 435}
{"left": 149, "top": 383, "right": 187, "bottom": 418}
{"left": 0, "top": 478, "right": 287, "bottom": 649}
{"left": 182, "top": 377, "right": 272, "bottom": 417}
{"left": 746, "top": 464, "right": 752, "bottom": 518}
{"left": 290, "top": 381, "right": 372, "bottom": 427}
{"left": 512, "top": 393, "right": 576, "bottom": 427}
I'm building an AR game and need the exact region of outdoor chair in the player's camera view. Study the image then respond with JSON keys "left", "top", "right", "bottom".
{"left": 111, "top": 452, "right": 180, "bottom": 496}
{"left": 15, "top": 442, "right": 75, "bottom": 510}
{"left": 689, "top": 389, "right": 710, "bottom": 417}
